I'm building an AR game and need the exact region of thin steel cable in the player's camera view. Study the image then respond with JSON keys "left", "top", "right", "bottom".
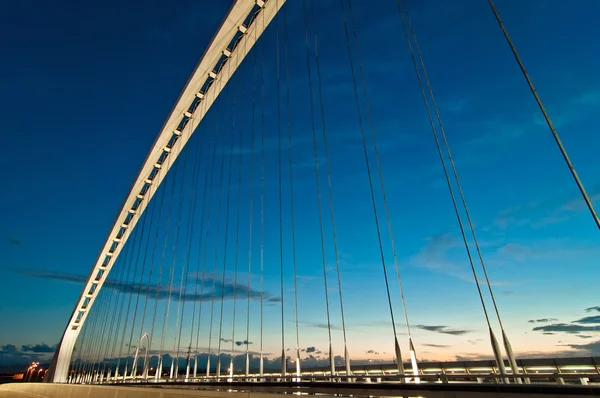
{"left": 302, "top": 0, "right": 334, "bottom": 372}
{"left": 101, "top": 199, "right": 148, "bottom": 380}
{"left": 216, "top": 58, "right": 237, "bottom": 378}
{"left": 93, "top": 255, "right": 119, "bottom": 378}
{"left": 187, "top": 127, "right": 211, "bottom": 378}
{"left": 193, "top": 138, "right": 218, "bottom": 376}
{"left": 166, "top": 128, "right": 194, "bottom": 379}
{"left": 79, "top": 291, "right": 105, "bottom": 382}
{"left": 259, "top": 7, "right": 266, "bottom": 377}
{"left": 487, "top": 0, "right": 599, "bottom": 230}
{"left": 230, "top": 54, "right": 247, "bottom": 374}
{"left": 134, "top": 160, "right": 171, "bottom": 380}
{"left": 89, "top": 242, "right": 123, "bottom": 379}
{"left": 335, "top": 0, "right": 404, "bottom": 372}
{"left": 114, "top": 204, "right": 147, "bottom": 379}
{"left": 80, "top": 294, "right": 104, "bottom": 380}
{"left": 142, "top": 164, "right": 174, "bottom": 381}
{"left": 245, "top": 26, "right": 258, "bottom": 378}
{"left": 206, "top": 79, "right": 229, "bottom": 377}
{"left": 97, "top": 237, "right": 132, "bottom": 379}
{"left": 84, "top": 262, "right": 118, "bottom": 382}
{"left": 193, "top": 80, "right": 222, "bottom": 377}
{"left": 174, "top": 117, "right": 205, "bottom": 377}
{"left": 150, "top": 134, "right": 181, "bottom": 380}
{"left": 342, "top": 0, "right": 415, "bottom": 342}
{"left": 106, "top": 223, "right": 138, "bottom": 379}
{"left": 70, "top": 309, "right": 89, "bottom": 380}
{"left": 156, "top": 126, "right": 190, "bottom": 380}
{"left": 283, "top": 2, "right": 301, "bottom": 374}
{"left": 70, "top": 312, "right": 89, "bottom": 381}
{"left": 275, "top": 0, "right": 287, "bottom": 376}
{"left": 402, "top": 2, "right": 518, "bottom": 382}
{"left": 309, "top": 0, "right": 351, "bottom": 374}
{"left": 71, "top": 309, "right": 93, "bottom": 382}
{"left": 88, "top": 279, "right": 115, "bottom": 381}
{"left": 393, "top": 0, "right": 493, "bottom": 329}
{"left": 122, "top": 174, "right": 156, "bottom": 379}
{"left": 401, "top": 0, "right": 504, "bottom": 329}
{"left": 100, "top": 242, "right": 134, "bottom": 380}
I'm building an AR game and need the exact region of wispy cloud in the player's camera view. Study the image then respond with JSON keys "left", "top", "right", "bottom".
{"left": 416, "top": 324, "right": 471, "bottom": 336}
{"left": 21, "top": 344, "right": 56, "bottom": 353}
{"left": 220, "top": 338, "right": 253, "bottom": 346}
{"left": 533, "top": 323, "right": 600, "bottom": 334}
{"left": 0, "top": 343, "right": 57, "bottom": 370}
{"left": 11, "top": 268, "right": 279, "bottom": 303}
{"left": 422, "top": 343, "right": 451, "bottom": 349}
{"left": 300, "top": 321, "right": 342, "bottom": 331}
{"left": 586, "top": 306, "right": 600, "bottom": 313}
{"left": 531, "top": 305, "right": 600, "bottom": 335}
{"left": 573, "top": 315, "right": 600, "bottom": 325}
{"left": 528, "top": 318, "right": 558, "bottom": 324}
{"left": 564, "top": 340, "right": 600, "bottom": 356}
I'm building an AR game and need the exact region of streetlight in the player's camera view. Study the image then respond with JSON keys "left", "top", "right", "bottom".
{"left": 25, "top": 362, "right": 39, "bottom": 382}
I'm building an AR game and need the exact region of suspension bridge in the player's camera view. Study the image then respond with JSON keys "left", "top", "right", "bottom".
{"left": 7, "top": 0, "right": 598, "bottom": 396}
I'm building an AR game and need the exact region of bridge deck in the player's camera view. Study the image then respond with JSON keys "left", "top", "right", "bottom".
{"left": 2, "top": 382, "right": 600, "bottom": 398}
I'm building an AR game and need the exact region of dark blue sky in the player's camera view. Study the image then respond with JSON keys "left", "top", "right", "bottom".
{"left": 1, "top": 0, "right": 599, "bottom": 371}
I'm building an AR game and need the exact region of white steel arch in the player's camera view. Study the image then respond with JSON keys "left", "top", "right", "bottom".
{"left": 47, "top": 0, "right": 285, "bottom": 383}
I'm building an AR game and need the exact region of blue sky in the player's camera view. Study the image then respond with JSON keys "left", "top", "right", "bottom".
{"left": 1, "top": 0, "right": 600, "bottom": 372}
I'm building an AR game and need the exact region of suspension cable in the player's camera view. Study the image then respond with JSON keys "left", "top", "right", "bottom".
{"left": 157, "top": 113, "right": 192, "bottom": 380}
{"left": 487, "top": 0, "right": 599, "bottom": 230}
{"left": 135, "top": 129, "right": 178, "bottom": 380}
{"left": 115, "top": 196, "right": 148, "bottom": 379}
{"left": 309, "top": 0, "right": 351, "bottom": 366}
{"left": 283, "top": 2, "right": 301, "bottom": 376}
{"left": 98, "top": 217, "right": 139, "bottom": 379}
{"left": 188, "top": 114, "right": 212, "bottom": 380}
{"left": 259, "top": 7, "right": 266, "bottom": 377}
{"left": 167, "top": 122, "right": 194, "bottom": 379}
{"left": 153, "top": 127, "right": 184, "bottom": 380}
{"left": 123, "top": 178, "right": 159, "bottom": 380}
{"left": 147, "top": 129, "right": 179, "bottom": 381}
{"left": 275, "top": 0, "right": 287, "bottom": 376}
{"left": 216, "top": 58, "right": 236, "bottom": 378}
{"left": 395, "top": 0, "right": 492, "bottom": 326}
{"left": 245, "top": 24, "right": 258, "bottom": 378}
{"left": 302, "top": 0, "right": 335, "bottom": 376}
{"left": 122, "top": 161, "right": 159, "bottom": 379}
{"left": 193, "top": 136, "right": 218, "bottom": 379}
{"left": 337, "top": 0, "right": 408, "bottom": 376}
{"left": 206, "top": 75, "right": 229, "bottom": 377}
{"left": 344, "top": 0, "right": 416, "bottom": 342}
{"left": 393, "top": 5, "right": 507, "bottom": 380}
{"left": 106, "top": 218, "right": 139, "bottom": 380}
{"left": 174, "top": 113, "right": 205, "bottom": 378}
{"left": 230, "top": 50, "right": 247, "bottom": 376}
{"left": 402, "top": 0, "right": 521, "bottom": 381}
